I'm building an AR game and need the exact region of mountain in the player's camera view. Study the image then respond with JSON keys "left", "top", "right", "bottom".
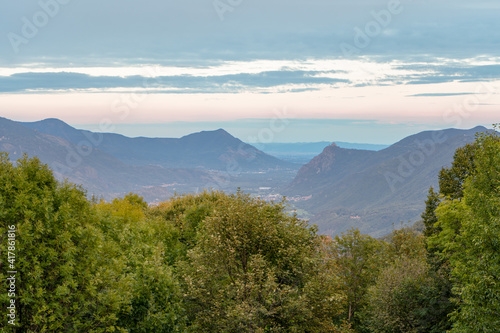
{"left": 252, "top": 141, "right": 389, "bottom": 164}
{"left": 0, "top": 117, "right": 217, "bottom": 202}
{"left": 1, "top": 117, "right": 298, "bottom": 202}
{"left": 21, "top": 119, "right": 294, "bottom": 171}
{"left": 284, "top": 126, "right": 489, "bottom": 237}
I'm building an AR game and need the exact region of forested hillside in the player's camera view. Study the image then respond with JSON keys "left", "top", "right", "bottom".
{"left": 0, "top": 128, "right": 498, "bottom": 332}
{"left": 286, "top": 126, "right": 488, "bottom": 237}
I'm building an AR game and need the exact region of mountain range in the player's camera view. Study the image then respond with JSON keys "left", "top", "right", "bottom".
{"left": 21, "top": 118, "right": 292, "bottom": 171}
{"left": 284, "top": 126, "right": 488, "bottom": 237}
{"left": 0, "top": 116, "right": 489, "bottom": 237}
{"left": 0, "top": 117, "right": 294, "bottom": 202}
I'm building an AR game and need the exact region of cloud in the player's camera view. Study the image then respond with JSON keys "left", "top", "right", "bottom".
{"left": 408, "top": 93, "right": 477, "bottom": 97}
{"left": 0, "top": 70, "right": 348, "bottom": 94}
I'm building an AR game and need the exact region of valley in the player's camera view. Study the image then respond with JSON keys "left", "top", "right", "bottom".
{"left": 0, "top": 116, "right": 489, "bottom": 237}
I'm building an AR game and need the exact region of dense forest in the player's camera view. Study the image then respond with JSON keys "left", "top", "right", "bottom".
{"left": 0, "top": 129, "right": 499, "bottom": 332}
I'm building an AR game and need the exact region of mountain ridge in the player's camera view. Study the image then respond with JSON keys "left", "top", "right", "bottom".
{"left": 0, "top": 116, "right": 215, "bottom": 201}
{"left": 20, "top": 119, "right": 294, "bottom": 171}
{"left": 3, "top": 116, "right": 492, "bottom": 236}
{"left": 1, "top": 117, "right": 296, "bottom": 203}
{"left": 285, "top": 126, "right": 490, "bottom": 237}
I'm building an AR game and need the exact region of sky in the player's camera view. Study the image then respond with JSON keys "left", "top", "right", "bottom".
{"left": 1, "top": 0, "right": 499, "bottom": 143}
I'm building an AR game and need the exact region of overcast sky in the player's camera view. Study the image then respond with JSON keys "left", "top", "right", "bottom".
{"left": 1, "top": 0, "right": 499, "bottom": 143}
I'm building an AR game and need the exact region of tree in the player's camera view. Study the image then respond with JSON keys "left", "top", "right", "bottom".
{"left": 422, "top": 187, "right": 440, "bottom": 239}
{"left": 420, "top": 140, "right": 483, "bottom": 332}
{"left": 385, "top": 226, "right": 426, "bottom": 260}
{"left": 178, "top": 191, "right": 347, "bottom": 332}
{"left": 438, "top": 142, "right": 477, "bottom": 200}
{"left": 434, "top": 131, "right": 500, "bottom": 332}
{"left": 366, "top": 257, "right": 432, "bottom": 333}
{"left": 331, "top": 228, "right": 384, "bottom": 329}
{"left": 96, "top": 194, "right": 186, "bottom": 332}
{"left": 364, "top": 227, "right": 450, "bottom": 333}
{"left": 422, "top": 142, "right": 478, "bottom": 240}
{"left": 304, "top": 236, "right": 351, "bottom": 332}
{"left": 0, "top": 154, "right": 131, "bottom": 332}
{"left": 148, "top": 191, "right": 222, "bottom": 262}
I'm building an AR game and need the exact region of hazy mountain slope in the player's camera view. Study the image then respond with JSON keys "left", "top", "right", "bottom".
{"left": 1, "top": 117, "right": 214, "bottom": 202}
{"left": 253, "top": 141, "right": 388, "bottom": 164}
{"left": 285, "top": 126, "right": 487, "bottom": 237}
{"left": 21, "top": 119, "right": 294, "bottom": 171}
{"left": 22, "top": 118, "right": 92, "bottom": 145}
{"left": 287, "top": 143, "right": 377, "bottom": 194}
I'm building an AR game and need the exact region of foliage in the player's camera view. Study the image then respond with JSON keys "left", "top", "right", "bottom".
{"left": 0, "top": 154, "right": 132, "bottom": 332}
{"left": 363, "top": 227, "right": 451, "bottom": 333}
{"left": 178, "top": 192, "right": 347, "bottom": 332}
{"left": 433, "top": 131, "right": 500, "bottom": 332}
{"left": 331, "top": 228, "right": 385, "bottom": 329}
{"left": 366, "top": 257, "right": 432, "bottom": 333}
{"left": 421, "top": 187, "right": 440, "bottom": 240}
{"left": 307, "top": 236, "right": 354, "bottom": 332}
{"left": 385, "top": 227, "right": 426, "bottom": 260}
{"left": 148, "top": 191, "right": 222, "bottom": 261}
{"left": 422, "top": 141, "right": 478, "bottom": 261}
{"left": 437, "top": 142, "right": 478, "bottom": 200}
{"left": 419, "top": 137, "right": 486, "bottom": 332}
{"left": 0, "top": 160, "right": 349, "bottom": 332}
{"left": 95, "top": 194, "right": 186, "bottom": 332}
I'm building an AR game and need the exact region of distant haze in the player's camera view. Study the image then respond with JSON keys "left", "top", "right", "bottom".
{"left": 72, "top": 119, "right": 451, "bottom": 145}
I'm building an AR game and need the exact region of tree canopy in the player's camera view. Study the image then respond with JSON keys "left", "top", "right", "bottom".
{"left": 431, "top": 131, "right": 500, "bottom": 332}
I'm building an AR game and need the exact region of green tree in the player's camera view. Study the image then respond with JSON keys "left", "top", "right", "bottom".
{"left": 422, "top": 142, "right": 478, "bottom": 241}
{"left": 433, "top": 131, "right": 500, "bottom": 332}
{"left": 438, "top": 142, "right": 477, "bottom": 200}
{"left": 178, "top": 191, "right": 347, "bottom": 332}
{"left": 363, "top": 227, "right": 450, "bottom": 333}
{"left": 366, "top": 257, "right": 432, "bottom": 333}
{"left": 303, "top": 236, "right": 353, "bottom": 332}
{"left": 148, "top": 191, "right": 222, "bottom": 262}
{"left": 422, "top": 187, "right": 440, "bottom": 239}
{"left": 420, "top": 140, "right": 483, "bottom": 332}
{"left": 0, "top": 154, "right": 131, "bottom": 332}
{"left": 96, "top": 194, "right": 186, "bottom": 332}
{"left": 331, "top": 228, "right": 384, "bottom": 329}
{"left": 385, "top": 226, "right": 426, "bottom": 260}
